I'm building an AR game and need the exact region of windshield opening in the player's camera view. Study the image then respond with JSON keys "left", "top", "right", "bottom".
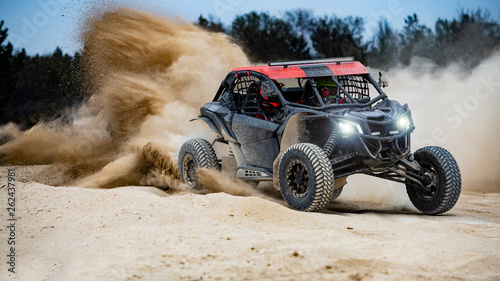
{"left": 275, "top": 74, "right": 374, "bottom": 106}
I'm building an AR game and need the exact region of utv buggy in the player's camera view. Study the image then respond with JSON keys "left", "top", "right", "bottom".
{"left": 178, "top": 57, "right": 461, "bottom": 214}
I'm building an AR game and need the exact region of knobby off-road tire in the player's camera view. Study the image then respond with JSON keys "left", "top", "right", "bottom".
{"left": 278, "top": 143, "right": 335, "bottom": 212}
{"left": 178, "top": 138, "right": 218, "bottom": 189}
{"left": 406, "top": 146, "right": 461, "bottom": 215}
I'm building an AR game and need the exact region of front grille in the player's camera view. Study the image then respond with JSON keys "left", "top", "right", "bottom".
{"left": 363, "top": 133, "right": 410, "bottom": 158}
{"left": 369, "top": 121, "right": 403, "bottom": 137}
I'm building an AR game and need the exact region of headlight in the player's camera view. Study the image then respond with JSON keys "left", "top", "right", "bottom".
{"left": 339, "top": 121, "right": 363, "bottom": 135}
{"left": 397, "top": 116, "right": 410, "bottom": 130}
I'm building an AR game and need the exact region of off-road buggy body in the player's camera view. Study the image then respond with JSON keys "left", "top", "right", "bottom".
{"left": 178, "top": 58, "right": 461, "bottom": 214}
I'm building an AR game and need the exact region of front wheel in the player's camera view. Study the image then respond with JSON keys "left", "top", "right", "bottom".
{"left": 278, "top": 143, "right": 334, "bottom": 212}
{"left": 406, "top": 146, "right": 461, "bottom": 215}
{"left": 178, "top": 138, "right": 218, "bottom": 189}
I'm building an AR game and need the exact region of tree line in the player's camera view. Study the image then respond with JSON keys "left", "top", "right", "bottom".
{"left": 0, "top": 20, "right": 88, "bottom": 129}
{"left": 1, "top": 8, "right": 499, "bottom": 128}
{"left": 197, "top": 8, "right": 500, "bottom": 70}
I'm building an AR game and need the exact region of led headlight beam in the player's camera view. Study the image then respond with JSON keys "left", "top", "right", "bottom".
{"left": 339, "top": 120, "right": 363, "bottom": 135}
{"left": 397, "top": 116, "right": 410, "bottom": 130}
{"left": 390, "top": 116, "right": 411, "bottom": 135}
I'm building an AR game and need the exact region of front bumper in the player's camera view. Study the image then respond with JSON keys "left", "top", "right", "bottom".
{"left": 330, "top": 110, "right": 415, "bottom": 173}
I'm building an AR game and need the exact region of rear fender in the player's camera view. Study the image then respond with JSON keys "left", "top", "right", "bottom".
{"left": 200, "top": 103, "right": 238, "bottom": 143}
{"left": 198, "top": 116, "right": 221, "bottom": 135}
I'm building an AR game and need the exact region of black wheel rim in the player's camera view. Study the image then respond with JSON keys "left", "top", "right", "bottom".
{"left": 287, "top": 160, "right": 309, "bottom": 197}
{"left": 182, "top": 154, "right": 196, "bottom": 185}
{"left": 415, "top": 162, "right": 439, "bottom": 200}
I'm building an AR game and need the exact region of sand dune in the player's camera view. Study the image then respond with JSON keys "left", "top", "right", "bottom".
{"left": 3, "top": 167, "right": 499, "bottom": 281}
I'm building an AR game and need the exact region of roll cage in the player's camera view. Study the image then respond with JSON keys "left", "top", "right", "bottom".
{"left": 213, "top": 58, "right": 389, "bottom": 115}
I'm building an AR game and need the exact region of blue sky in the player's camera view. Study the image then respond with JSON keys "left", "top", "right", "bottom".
{"left": 1, "top": 0, "right": 499, "bottom": 55}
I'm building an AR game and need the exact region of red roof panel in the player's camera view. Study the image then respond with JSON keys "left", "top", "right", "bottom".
{"left": 232, "top": 61, "right": 368, "bottom": 79}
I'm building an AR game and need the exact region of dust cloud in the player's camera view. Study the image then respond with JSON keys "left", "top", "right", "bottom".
{"left": 0, "top": 8, "right": 249, "bottom": 191}
{"left": 384, "top": 53, "right": 500, "bottom": 192}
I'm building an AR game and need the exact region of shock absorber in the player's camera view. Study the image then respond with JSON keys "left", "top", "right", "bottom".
{"left": 323, "top": 130, "right": 340, "bottom": 157}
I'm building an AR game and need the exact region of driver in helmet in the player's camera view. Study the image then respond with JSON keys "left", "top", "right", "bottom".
{"left": 315, "top": 77, "right": 344, "bottom": 103}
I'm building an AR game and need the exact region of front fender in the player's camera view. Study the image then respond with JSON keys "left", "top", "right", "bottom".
{"left": 272, "top": 112, "right": 334, "bottom": 189}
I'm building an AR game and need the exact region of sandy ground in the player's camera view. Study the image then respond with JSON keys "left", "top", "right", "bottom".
{"left": 2, "top": 165, "right": 500, "bottom": 281}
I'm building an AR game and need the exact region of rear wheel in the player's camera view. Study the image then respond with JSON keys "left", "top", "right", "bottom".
{"left": 178, "top": 138, "right": 217, "bottom": 189}
{"left": 278, "top": 143, "right": 334, "bottom": 212}
{"left": 406, "top": 146, "right": 461, "bottom": 215}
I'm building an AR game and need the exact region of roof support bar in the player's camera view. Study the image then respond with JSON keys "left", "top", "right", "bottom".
{"left": 268, "top": 57, "right": 354, "bottom": 68}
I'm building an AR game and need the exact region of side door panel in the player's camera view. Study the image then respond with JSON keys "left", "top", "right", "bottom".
{"left": 231, "top": 114, "right": 280, "bottom": 169}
